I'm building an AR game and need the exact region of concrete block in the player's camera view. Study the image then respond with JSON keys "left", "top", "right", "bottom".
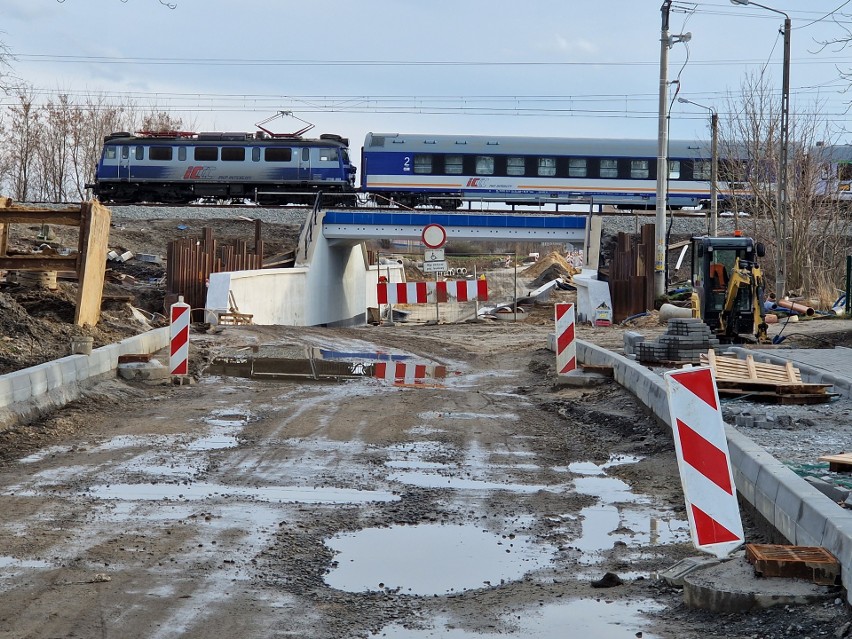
{"left": 546, "top": 332, "right": 556, "bottom": 353}
{"left": 10, "top": 372, "right": 31, "bottom": 403}
{"left": 44, "top": 362, "right": 64, "bottom": 391}
{"left": 117, "top": 360, "right": 169, "bottom": 381}
{"left": 804, "top": 476, "right": 850, "bottom": 504}
{"left": 58, "top": 358, "right": 79, "bottom": 386}
{"left": 733, "top": 468, "right": 755, "bottom": 504}
{"left": 0, "top": 377, "right": 14, "bottom": 407}
{"left": 27, "top": 364, "right": 50, "bottom": 398}
{"left": 88, "top": 349, "right": 112, "bottom": 376}
{"left": 73, "top": 355, "right": 90, "bottom": 380}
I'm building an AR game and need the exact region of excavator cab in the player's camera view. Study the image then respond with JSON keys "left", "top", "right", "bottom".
{"left": 691, "top": 236, "right": 768, "bottom": 343}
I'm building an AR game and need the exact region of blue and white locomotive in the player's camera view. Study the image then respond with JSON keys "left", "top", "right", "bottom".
{"left": 360, "top": 133, "right": 725, "bottom": 210}
{"left": 90, "top": 130, "right": 357, "bottom": 204}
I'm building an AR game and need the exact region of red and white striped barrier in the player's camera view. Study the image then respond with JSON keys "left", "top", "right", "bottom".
{"left": 377, "top": 279, "right": 488, "bottom": 305}
{"left": 664, "top": 366, "right": 744, "bottom": 558}
{"left": 169, "top": 296, "right": 191, "bottom": 376}
{"left": 555, "top": 302, "right": 577, "bottom": 375}
{"left": 373, "top": 361, "right": 448, "bottom": 387}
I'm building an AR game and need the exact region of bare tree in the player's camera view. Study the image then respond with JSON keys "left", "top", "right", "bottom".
{"left": 719, "top": 72, "right": 852, "bottom": 302}
{"left": 2, "top": 89, "right": 41, "bottom": 201}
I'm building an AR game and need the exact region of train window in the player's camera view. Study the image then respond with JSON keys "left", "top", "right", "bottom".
{"left": 195, "top": 147, "right": 218, "bottom": 161}
{"left": 476, "top": 156, "right": 495, "bottom": 175}
{"left": 320, "top": 148, "right": 339, "bottom": 162}
{"left": 839, "top": 162, "right": 852, "bottom": 181}
{"left": 134, "top": 146, "right": 144, "bottom": 160}
{"left": 630, "top": 160, "right": 649, "bottom": 179}
{"left": 178, "top": 147, "right": 187, "bottom": 162}
{"left": 507, "top": 157, "right": 525, "bottom": 176}
{"left": 121, "top": 146, "right": 129, "bottom": 160}
{"left": 669, "top": 160, "right": 681, "bottom": 180}
{"left": 537, "top": 158, "right": 556, "bottom": 177}
{"left": 252, "top": 147, "right": 261, "bottom": 162}
{"left": 694, "top": 160, "right": 711, "bottom": 181}
{"left": 600, "top": 159, "right": 618, "bottom": 178}
{"left": 413, "top": 155, "right": 432, "bottom": 174}
{"left": 149, "top": 146, "right": 173, "bottom": 161}
{"left": 302, "top": 148, "right": 310, "bottom": 162}
{"left": 222, "top": 147, "right": 245, "bottom": 162}
{"left": 568, "top": 158, "right": 587, "bottom": 177}
{"left": 445, "top": 155, "right": 463, "bottom": 174}
{"left": 265, "top": 148, "right": 293, "bottom": 162}
{"left": 105, "top": 147, "right": 117, "bottom": 160}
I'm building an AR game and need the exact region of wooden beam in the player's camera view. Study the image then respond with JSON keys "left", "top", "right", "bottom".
{"left": 74, "top": 200, "right": 111, "bottom": 326}
{"left": 0, "top": 209, "right": 82, "bottom": 226}
{"left": 0, "top": 255, "right": 79, "bottom": 270}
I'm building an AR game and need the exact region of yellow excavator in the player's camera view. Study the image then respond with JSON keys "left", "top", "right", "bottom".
{"left": 690, "top": 235, "right": 770, "bottom": 344}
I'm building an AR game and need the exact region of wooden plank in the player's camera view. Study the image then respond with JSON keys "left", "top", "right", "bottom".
{"left": 75, "top": 200, "right": 112, "bottom": 326}
{"left": 0, "top": 208, "right": 82, "bottom": 226}
{"left": 818, "top": 453, "right": 852, "bottom": 472}
{"left": 0, "top": 256, "right": 78, "bottom": 270}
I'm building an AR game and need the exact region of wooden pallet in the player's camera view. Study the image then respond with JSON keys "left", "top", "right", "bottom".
{"left": 217, "top": 312, "right": 253, "bottom": 326}
{"left": 700, "top": 351, "right": 832, "bottom": 404}
{"left": 818, "top": 453, "right": 852, "bottom": 472}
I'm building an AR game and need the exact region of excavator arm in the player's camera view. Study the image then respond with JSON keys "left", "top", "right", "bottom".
{"left": 719, "top": 258, "right": 770, "bottom": 343}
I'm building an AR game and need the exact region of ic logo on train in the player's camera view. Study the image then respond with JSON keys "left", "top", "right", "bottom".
{"left": 183, "top": 166, "right": 214, "bottom": 180}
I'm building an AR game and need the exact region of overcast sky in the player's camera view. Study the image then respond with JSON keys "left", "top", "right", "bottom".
{"left": 3, "top": 0, "right": 852, "bottom": 151}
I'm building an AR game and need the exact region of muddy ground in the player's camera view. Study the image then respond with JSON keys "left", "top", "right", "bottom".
{"left": 0, "top": 214, "right": 850, "bottom": 638}
{"left": 0, "top": 322, "right": 850, "bottom": 638}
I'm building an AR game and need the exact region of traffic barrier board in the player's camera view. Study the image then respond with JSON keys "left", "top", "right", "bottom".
{"left": 555, "top": 302, "right": 577, "bottom": 375}
{"left": 664, "top": 366, "right": 744, "bottom": 558}
{"left": 169, "top": 297, "right": 191, "bottom": 376}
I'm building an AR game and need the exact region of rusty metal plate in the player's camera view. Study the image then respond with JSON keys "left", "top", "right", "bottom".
{"left": 746, "top": 543, "right": 841, "bottom": 586}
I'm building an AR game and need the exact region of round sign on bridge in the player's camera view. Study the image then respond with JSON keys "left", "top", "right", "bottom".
{"left": 421, "top": 224, "right": 447, "bottom": 249}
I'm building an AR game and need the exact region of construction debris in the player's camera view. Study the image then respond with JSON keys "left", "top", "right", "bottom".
{"left": 701, "top": 351, "right": 834, "bottom": 404}
{"left": 818, "top": 453, "right": 852, "bottom": 473}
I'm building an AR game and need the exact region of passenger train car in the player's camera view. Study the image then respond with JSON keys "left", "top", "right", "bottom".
{"left": 360, "top": 133, "right": 727, "bottom": 210}
{"left": 90, "top": 131, "right": 356, "bottom": 204}
{"left": 812, "top": 143, "right": 852, "bottom": 205}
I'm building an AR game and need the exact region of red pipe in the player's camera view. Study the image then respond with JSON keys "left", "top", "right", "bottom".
{"left": 773, "top": 299, "right": 815, "bottom": 317}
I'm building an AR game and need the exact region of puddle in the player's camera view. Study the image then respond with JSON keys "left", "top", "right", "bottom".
{"left": 207, "top": 345, "right": 452, "bottom": 387}
{"left": 374, "top": 599, "right": 663, "bottom": 638}
{"left": 0, "top": 556, "right": 51, "bottom": 569}
{"left": 325, "top": 523, "right": 555, "bottom": 595}
{"left": 388, "top": 470, "right": 554, "bottom": 493}
{"left": 573, "top": 476, "right": 646, "bottom": 503}
{"left": 418, "top": 411, "right": 519, "bottom": 421}
{"left": 81, "top": 482, "right": 399, "bottom": 504}
{"left": 570, "top": 504, "right": 689, "bottom": 555}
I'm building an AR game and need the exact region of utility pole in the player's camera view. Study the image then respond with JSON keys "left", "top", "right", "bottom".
{"left": 678, "top": 97, "right": 719, "bottom": 236}
{"left": 729, "top": 0, "right": 791, "bottom": 297}
{"left": 654, "top": 1, "right": 672, "bottom": 300}
{"left": 655, "top": 2, "right": 691, "bottom": 298}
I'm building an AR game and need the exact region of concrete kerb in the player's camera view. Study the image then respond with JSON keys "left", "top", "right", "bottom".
{"left": 570, "top": 338, "right": 852, "bottom": 605}
{"left": 0, "top": 326, "right": 170, "bottom": 430}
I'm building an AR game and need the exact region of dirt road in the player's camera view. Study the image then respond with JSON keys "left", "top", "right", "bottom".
{"left": 0, "top": 318, "right": 849, "bottom": 639}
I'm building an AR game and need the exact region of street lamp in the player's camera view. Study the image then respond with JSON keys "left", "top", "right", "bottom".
{"left": 730, "top": 0, "right": 791, "bottom": 298}
{"left": 655, "top": 0, "right": 692, "bottom": 299}
{"left": 678, "top": 97, "right": 719, "bottom": 237}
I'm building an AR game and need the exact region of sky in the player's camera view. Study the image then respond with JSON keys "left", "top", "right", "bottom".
{"left": 3, "top": 0, "right": 852, "bottom": 156}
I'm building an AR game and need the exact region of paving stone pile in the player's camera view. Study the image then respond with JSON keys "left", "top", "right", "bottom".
{"left": 630, "top": 317, "right": 720, "bottom": 364}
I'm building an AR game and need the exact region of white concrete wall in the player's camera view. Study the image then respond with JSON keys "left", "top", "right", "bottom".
{"left": 208, "top": 268, "right": 310, "bottom": 325}
{"left": 207, "top": 210, "right": 410, "bottom": 328}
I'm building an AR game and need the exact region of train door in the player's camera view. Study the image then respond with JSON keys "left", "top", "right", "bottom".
{"left": 119, "top": 145, "right": 131, "bottom": 181}
{"left": 298, "top": 147, "right": 311, "bottom": 182}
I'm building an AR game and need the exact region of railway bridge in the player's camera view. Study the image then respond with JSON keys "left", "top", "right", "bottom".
{"left": 206, "top": 208, "right": 588, "bottom": 327}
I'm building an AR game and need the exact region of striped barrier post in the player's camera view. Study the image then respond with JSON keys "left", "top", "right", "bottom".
{"left": 664, "top": 366, "right": 744, "bottom": 558}
{"left": 555, "top": 302, "right": 577, "bottom": 375}
{"left": 169, "top": 296, "right": 191, "bottom": 377}
{"left": 373, "top": 361, "right": 448, "bottom": 387}
{"left": 377, "top": 279, "right": 488, "bottom": 306}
